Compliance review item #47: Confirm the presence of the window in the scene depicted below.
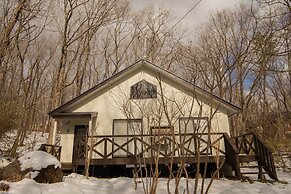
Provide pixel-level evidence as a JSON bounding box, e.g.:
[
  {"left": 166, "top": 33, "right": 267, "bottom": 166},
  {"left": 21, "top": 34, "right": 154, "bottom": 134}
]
[
  {"left": 130, "top": 80, "right": 157, "bottom": 99},
  {"left": 112, "top": 119, "right": 143, "bottom": 157},
  {"left": 179, "top": 117, "right": 211, "bottom": 155},
  {"left": 179, "top": 117, "right": 208, "bottom": 134},
  {"left": 150, "top": 126, "right": 172, "bottom": 154}
]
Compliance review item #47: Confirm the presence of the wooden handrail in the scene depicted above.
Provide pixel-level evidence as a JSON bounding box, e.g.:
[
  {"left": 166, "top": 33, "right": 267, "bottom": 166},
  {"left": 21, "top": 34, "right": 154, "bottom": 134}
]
[
  {"left": 223, "top": 133, "right": 241, "bottom": 179},
  {"left": 74, "top": 133, "right": 227, "bottom": 161},
  {"left": 231, "top": 132, "right": 254, "bottom": 139},
  {"left": 223, "top": 133, "right": 239, "bottom": 154},
  {"left": 231, "top": 132, "right": 278, "bottom": 180},
  {"left": 39, "top": 144, "right": 62, "bottom": 149},
  {"left": 39, "top": 144, "right": 62, "bottom": 160},
  {"left": 252, "top": 131, "right": 275, "bottom": 153},
  {"left": 253, "top": 134, "right": 278, "bottom": 180},
  {"left": 89, "top": 132, "right": 225, "bottom": 138}
]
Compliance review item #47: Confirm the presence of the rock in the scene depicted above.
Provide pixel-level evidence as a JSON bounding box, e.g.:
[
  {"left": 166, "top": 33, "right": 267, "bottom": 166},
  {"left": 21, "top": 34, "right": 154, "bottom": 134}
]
[
  {"left": 34, "top": 165, "right": 63, "bottom": 183},
  {"left": 0, "top": 151, "right": 63, "bottom": 183},
  {"left": 0, "top": 160, "right": 24, "bottom": 182}
]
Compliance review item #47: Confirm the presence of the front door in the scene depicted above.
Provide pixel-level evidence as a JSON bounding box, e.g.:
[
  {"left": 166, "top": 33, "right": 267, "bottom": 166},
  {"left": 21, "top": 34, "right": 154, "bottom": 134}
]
[{"left": 73, "top": 125, "right": 88, "bottom": 161}]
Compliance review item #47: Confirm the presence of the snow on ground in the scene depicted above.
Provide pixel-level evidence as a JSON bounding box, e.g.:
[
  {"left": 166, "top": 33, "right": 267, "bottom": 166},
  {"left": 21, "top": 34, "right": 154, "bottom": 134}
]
[
  {"left": 0, "top": 157, "right": 10, "bottom": 168},
  {"left": 18, "top": 151, "right": 61, "bottom": 171},
  {"left": 2, "top": 171, "right": 290, "bottom": 194},
  {"left": 0, "top": 131, "right": 49, "bottom": 157},
  {"left": 1, "top": 131, "right": 290, "bottom": 194},
  {"left": 276, "top": 154, "right": 291, "bottom": 172},
  {"left": 0, "top": 156, "right": 11, "bottom": 168}
]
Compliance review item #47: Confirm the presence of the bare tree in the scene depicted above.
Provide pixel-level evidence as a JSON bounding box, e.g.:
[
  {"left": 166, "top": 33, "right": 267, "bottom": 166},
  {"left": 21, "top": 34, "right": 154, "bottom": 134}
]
[
  {"left": 108, "top": 75, "right": 227, "bottom": 194},
  {"left": 47, "top": 0, "right": 119, "bottom": 143}
]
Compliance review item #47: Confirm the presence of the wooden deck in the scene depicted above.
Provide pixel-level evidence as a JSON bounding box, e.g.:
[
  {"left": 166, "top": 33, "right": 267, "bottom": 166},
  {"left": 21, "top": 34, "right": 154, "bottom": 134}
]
[
  {"left": 74, "top": 156, "right": 226, "bottom": 166},
  {"left": 73, "top": 133, "right": 230, "bottom": 163},
  {"left": 41, "top": 132, "right": 278, "bottom": 180}
]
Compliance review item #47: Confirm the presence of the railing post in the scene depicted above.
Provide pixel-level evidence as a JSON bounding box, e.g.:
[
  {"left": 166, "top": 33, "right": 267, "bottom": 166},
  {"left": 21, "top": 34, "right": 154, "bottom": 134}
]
[
  {"left": 38, "top": 144, "right": 62, "bottom": 161},
  {"left": 252, "top": 132, "right": 278, "bottom": 181},
  {"left": 223, "top": 133, "right": 241, "bottom": 179},
  {"left": 134, "top": 136, "right": 137, "bottom": 157},
  {"left": 51, "top": 119, "right": 58, "bottom": 145},
  {"left": 58, "top": 146, "right": 62, "bottom": 160},
  {"left": 104, "top": 138, "right": 107, "bottom": 159}
]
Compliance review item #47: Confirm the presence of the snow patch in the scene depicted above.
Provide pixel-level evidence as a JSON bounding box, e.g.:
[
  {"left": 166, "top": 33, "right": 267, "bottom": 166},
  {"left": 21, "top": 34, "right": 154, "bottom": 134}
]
[
  {"left": 18, "top": 151, "right": 61, "bottom": 171},
  {"left": 6, "top": 172, "right": 291, "bottom": 194},
  {"left": 0, "top": 131, "right": 50, "bottom": 156},
  {"left": 0, "top": 158, "right": 10, "bottom": 168},
  {"left": 0, "top": 154, "right": 11, "bottom": 168},
  {"left": 25, "top": 171, "right": 40, "bottom": 179}
]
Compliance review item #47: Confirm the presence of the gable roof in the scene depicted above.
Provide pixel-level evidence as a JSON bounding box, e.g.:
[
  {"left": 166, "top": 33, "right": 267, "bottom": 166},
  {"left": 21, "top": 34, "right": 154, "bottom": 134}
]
[{"left": 49, "top": 59, "right": 240, "bottom": 117}]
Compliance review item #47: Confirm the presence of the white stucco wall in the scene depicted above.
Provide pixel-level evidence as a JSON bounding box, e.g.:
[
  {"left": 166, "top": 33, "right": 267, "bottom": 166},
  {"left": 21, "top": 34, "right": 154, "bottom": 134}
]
[
  {"left": 58, "top": 67, "right": 231, "bottom": 163},
  {"left": 59, "top": 118, "right": 89, "bottom": 164}
]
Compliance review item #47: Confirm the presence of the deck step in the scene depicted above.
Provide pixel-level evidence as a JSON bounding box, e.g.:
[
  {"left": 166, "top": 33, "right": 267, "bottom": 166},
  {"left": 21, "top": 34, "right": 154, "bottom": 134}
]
[
  {"left": 238, "top": 155, "right": 257, "bottom": 162},
  {"left": 240, "top": 165, "right": 261, "bottom": 169},
  {"left": 62, "top": 168, "right": 73, "bottom": 176},
  {"left": 241, "top": 172, "right": 269, "bottom": 175}
]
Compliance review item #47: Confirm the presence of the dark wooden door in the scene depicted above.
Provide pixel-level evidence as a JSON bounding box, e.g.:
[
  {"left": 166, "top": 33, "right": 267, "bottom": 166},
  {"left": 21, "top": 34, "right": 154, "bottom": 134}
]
[{"left": 73, "top": 125, "right": 88, "bottom": 162}]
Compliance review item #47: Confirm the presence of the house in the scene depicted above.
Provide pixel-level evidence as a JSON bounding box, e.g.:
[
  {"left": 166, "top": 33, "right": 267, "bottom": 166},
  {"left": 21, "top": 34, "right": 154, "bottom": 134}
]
[{"left": 47, "top": 59, "right": 278, "bottom": 180}]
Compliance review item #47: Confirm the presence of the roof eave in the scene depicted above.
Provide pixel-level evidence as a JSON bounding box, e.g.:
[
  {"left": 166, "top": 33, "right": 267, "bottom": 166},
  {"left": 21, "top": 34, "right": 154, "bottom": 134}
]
[
  {"left": 48, "top": 59, "right": 241, "bottom": 117},
  {"left": 48, "top": 59, "right": 145, "bottom": 116},
  {"left": 142, "top": 61, "right": 241, "bottom": 115}
]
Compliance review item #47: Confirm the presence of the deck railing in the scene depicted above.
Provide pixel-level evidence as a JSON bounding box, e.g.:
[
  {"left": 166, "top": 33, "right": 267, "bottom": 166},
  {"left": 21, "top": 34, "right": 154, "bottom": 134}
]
[
  {"left": 231, "top": 132, "right": 278, "bottom": 180},
  {"left": 73, "top": 133, "right": 229, "bottom": 162},
  {"left": 223, "top": 133, "right": 241, "bottom": 178},
  {"left": 39, "top": 144, "right": 62, "bottom": 160}
]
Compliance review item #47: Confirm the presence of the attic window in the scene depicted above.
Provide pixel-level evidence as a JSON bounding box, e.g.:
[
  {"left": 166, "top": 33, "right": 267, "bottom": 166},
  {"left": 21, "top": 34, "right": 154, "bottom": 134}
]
[{"left": 130, "top": 80, "right": 157, "bottom": 99}]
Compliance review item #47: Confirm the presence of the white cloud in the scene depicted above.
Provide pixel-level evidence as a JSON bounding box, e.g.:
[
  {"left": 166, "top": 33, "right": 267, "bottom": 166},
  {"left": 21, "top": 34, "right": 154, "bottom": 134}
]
[{"left": 131, "top": 0, "right": 248, "bottom": 32}]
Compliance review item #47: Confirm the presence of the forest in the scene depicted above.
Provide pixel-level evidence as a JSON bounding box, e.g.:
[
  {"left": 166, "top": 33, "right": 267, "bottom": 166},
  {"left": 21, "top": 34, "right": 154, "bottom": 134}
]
[{"left": 0, "top": 0, "right": 290, "bottom": 156}]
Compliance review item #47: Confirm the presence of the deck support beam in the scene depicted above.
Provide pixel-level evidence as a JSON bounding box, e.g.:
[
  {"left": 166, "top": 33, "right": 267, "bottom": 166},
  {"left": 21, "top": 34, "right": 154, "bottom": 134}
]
[
  {"left": 51, "top": 119, "right": 58, "bottom": 145},
  {"left": 85, "top": 112, "right": 98, "bottom": 177}
]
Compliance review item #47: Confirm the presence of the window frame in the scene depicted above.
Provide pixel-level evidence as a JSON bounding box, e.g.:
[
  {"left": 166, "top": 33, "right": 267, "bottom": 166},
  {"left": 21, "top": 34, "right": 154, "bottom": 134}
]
[
  {"left": 178, "top": 117, "right": 211, "bottom": 155},
  {"left": 112, "top": 118, "right": 143, "bottom": 158}
]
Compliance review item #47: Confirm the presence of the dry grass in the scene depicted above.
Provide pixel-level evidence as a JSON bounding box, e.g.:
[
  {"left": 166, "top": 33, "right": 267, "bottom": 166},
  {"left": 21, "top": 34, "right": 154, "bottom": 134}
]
[{"left": 0, "top": 183, "right": 9, "bottom": 191}]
